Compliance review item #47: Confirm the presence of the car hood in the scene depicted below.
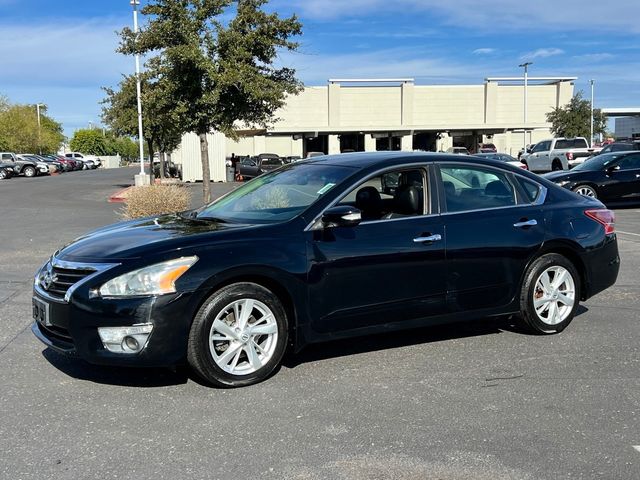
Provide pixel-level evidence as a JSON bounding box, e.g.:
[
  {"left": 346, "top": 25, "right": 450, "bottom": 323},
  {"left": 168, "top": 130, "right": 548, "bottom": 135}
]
[
  {"left": 55, "top": 214, "right": 253, "bottom": 262},
  {"left": 542, "top": 171, "right": 573, "bottom": 182}
]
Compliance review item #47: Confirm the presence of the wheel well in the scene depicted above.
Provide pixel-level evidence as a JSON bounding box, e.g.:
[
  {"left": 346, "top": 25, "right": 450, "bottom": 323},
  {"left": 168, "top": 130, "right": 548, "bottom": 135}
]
[
  {"left": 538, "top": 247, "right": 588, "bottom": 301},
  {"left": 197, "top": 274, "right": 298, "bottom": 345},
  {"left": 552, "top": 158, "right": 562, "bottom": 167}
]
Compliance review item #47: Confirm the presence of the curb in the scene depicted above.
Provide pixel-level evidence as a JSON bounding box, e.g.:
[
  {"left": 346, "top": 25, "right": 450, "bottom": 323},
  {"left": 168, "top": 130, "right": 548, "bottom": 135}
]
[{"left": 108, "top": 186, "right": 135, "bottom": 203}]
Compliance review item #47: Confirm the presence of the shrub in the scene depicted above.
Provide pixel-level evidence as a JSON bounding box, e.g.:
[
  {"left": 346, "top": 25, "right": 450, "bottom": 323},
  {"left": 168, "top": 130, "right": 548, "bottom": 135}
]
[{"left": 122, "top": 184, "right": 191, "bottom": 219}]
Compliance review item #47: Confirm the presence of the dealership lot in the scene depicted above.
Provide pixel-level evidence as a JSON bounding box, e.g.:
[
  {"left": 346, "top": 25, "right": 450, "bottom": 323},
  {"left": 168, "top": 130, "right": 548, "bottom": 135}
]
[{"left": 1, "top": 168, "right": 639, "bottom": 479}]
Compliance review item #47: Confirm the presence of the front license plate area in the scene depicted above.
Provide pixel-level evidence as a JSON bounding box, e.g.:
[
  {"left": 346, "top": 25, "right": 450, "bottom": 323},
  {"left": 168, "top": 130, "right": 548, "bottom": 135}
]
[{"left": 32, "top": 297, "right": 51, "bottom": 326}]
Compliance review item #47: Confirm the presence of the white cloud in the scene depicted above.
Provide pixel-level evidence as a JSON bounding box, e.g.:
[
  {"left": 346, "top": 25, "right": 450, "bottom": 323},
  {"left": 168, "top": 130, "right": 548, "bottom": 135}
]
[
  {"left": 572, "top": 53, "right": 615, "bottom": 62},
  {"left": 473, "top": 48, "right": 495, "bottom": 55},
  {"left": 281, "top": 0, "right": 640, "bottom": 33},
  {"left": 520, "top": 48, "right": 564, "bottom": 60}
]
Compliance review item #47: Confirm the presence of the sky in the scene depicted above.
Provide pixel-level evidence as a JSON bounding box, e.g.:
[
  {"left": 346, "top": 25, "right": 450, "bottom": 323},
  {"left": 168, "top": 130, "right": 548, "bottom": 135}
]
[{"left": 0, "top": 0, "right": 638, "bottom": 137}]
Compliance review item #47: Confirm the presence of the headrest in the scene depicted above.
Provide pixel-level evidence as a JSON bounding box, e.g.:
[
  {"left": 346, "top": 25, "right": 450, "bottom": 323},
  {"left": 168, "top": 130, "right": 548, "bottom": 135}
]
[
  {"left": 394, "top": 186, "right": 421, "bottom": 215},
  {"left": 485, "top": 180, "right": 511, "bottom": 196},
  {"left": 355, "top": 186, "right": 382, "bottom": 211}
]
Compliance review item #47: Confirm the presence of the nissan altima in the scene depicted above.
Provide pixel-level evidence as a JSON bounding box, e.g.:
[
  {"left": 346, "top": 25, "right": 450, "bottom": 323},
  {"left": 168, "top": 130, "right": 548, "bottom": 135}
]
[{"left": 32, "top": 152, "right": 620, "bottom": 387}]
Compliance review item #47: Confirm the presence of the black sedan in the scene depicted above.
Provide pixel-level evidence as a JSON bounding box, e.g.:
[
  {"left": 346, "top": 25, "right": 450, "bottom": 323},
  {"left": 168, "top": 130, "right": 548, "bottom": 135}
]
[
  {"left": 32, "top": 153, "right": 620, "bottom": 387},
  {"left": 543, "top": 151, "right": 640, "bottom": 203}
]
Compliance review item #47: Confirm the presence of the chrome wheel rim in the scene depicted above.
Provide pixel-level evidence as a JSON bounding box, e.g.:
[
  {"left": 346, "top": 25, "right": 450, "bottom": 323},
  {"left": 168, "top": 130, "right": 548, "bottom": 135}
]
[
  {"left": 209, "top": 298, "right": 278, "bottom": 375},
  {"left": 533, "top": 266, "right": 576, "bottom": 325},
  {"left": 574, "top": 186, "right": 595, "bottom": 197}
]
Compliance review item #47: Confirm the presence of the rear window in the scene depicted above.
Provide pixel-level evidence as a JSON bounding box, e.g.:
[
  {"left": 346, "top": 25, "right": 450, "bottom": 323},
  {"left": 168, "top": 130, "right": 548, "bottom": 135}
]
[
  {"left": 573, "top": 138, "right": 588, "bottom": 148},
  {"left": 262, "top": 159, "right": 283, "bottom": 167},
  {"left": 555, "top": 139, "right": 572, "bottom": 149}
]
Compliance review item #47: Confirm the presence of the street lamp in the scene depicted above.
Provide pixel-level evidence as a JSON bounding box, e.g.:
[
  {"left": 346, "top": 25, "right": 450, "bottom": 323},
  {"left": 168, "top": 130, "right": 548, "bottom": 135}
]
[
  {"left": 590, "top": 79, "right": 595, "bottom": 147},
  {"left": 519, "top": 62, "right": 532, "bottom": 152},
  {"left": 36, "top": 103, "right": 45, "bottom": 154},
  {"left": 131, "top": 0, "right": 147, "bottom": 185}
]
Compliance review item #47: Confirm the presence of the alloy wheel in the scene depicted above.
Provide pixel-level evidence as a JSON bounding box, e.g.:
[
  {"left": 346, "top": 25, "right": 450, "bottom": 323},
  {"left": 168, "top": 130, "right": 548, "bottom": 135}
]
[
  {"left": 574, "top": 185, "right": 596, "bottom": 198},
  {"left": 533, "top": 266, "right": 576, "bottom": 325},
  {"left": 208, "top": 298, "right": 278, "bottom": 375}
]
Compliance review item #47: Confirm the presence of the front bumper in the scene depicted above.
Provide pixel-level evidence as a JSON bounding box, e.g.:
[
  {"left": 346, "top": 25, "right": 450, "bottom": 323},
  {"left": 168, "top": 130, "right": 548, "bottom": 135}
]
[{"left": 32, "top": 289, "right": 200, "bottom": 367}]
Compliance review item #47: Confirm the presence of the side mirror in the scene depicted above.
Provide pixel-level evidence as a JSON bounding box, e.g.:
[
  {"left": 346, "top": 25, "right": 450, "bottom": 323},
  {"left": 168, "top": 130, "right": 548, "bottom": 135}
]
[
  {"left": 322, "top": 206, "right": 362, "bottom": 228},
  {"left": 606, "top": 165, "right": 621, "bottom": 174}
]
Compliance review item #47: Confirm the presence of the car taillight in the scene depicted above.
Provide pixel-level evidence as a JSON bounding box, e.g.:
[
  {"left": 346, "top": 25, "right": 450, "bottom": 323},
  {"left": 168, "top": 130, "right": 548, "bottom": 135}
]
[
  {"left": 519, "top": 163, "right": 528, "bottom": 170},
  {"left": 585, "top": 209, "right": 615, "bottom": 235},
  {"left": 566, "top": 152, "right": 574, "bottom": 160}
]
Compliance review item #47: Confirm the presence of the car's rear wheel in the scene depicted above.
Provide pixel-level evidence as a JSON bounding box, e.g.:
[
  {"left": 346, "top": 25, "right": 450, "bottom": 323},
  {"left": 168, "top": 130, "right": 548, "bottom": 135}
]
[
  {"left": 519, "top": 254, "right": 580, "bottom": 334},
  {"left": 572, "top": 184, "right": 597, "bottom": 198},
  {"left": 23, "top": 166, "right": 36, "bottom": 177},
  {"left": 187, "top": 282, "right": 288, "bottom": 387}
]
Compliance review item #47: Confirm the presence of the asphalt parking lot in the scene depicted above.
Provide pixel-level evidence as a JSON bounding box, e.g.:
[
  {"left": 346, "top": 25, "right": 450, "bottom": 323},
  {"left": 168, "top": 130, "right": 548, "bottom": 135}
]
[{"left": 1, "top": 167, "right": 639, "bottom": 480}]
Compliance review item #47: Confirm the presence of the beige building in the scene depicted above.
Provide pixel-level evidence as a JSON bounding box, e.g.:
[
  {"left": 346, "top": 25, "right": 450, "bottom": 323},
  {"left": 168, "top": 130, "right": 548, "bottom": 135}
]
[{"left": 173, "top": 76, "right": 576, "bottom": 182}]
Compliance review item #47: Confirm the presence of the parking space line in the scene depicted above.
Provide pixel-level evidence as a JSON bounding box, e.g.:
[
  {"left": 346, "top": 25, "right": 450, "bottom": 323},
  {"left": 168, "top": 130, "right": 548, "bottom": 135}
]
[{"left": 617, "top": 230, "right": 640, "bottom": 237}]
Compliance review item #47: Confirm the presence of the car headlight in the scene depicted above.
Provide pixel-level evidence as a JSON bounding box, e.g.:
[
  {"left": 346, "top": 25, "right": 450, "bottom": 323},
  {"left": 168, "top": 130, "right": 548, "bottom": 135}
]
[
  {"left": 556, "top": 180, "right": 571, "bottom": 187},
  {"left": 99, "top": 256, "right": 198, "bottom": 297}
]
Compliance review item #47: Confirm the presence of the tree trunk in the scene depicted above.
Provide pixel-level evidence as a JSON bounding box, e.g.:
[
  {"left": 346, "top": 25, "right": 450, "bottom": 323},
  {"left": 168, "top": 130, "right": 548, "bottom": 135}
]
[
  {"left": 159, "top": 151, "right": 166, "bottom": 179},
  {"left": 147, "top": 139, "right": 155, "bottom": 184},
  {"left": 199, "top": 132, "right": 211, "bottom": 203}
]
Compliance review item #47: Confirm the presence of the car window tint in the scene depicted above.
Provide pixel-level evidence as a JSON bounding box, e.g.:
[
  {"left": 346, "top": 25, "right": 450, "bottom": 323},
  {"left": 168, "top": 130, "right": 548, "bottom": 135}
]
[
  {"left": 617, "top": 154, "right": 640, "bottom": 170},
  {"left": 532, "top": 141, "right": 550, "bottom": 153},
  {"left": 573, "top": 139, "right": 588, "bottom": 148},
  {"left": 516, "top": 177, "right": 541, "bottom": 204},
  {"left": 441, "top": 165, "right": 516, "bottom": 212},
  {"left": 555, "top": 139, "right": 572, "bottom": 149},
  {"left": 612, "top": 143, "right": 632, "bottom": 152},
  {"left": 337, "top": 168, "right": 426, "bottom": 221}
]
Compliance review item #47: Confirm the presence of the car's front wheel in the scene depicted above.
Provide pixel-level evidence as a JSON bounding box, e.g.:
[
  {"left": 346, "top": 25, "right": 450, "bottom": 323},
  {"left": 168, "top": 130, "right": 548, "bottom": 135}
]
[
  {"left": 0, "top": 169, "right": 9, "bottom": 180},
  {"left": 572, "top": 184, "right": 597, "bottom": 198},
  {"left": 23, "top": 166, "right": 36, "bottom": 177},
  {"left": 187, "top": 282, "right": 288, "bottom": 387},
  {"left": 519, "top": 254, "right": 580, "bottom": 334}
]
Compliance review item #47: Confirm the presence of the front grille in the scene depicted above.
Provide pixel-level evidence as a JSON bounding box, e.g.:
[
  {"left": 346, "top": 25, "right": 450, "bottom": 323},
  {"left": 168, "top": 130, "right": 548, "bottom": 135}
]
[
  {"left": 48, "top": 265, "right": 95, "bottom": 299},
  {"left": 39, "top": 322, "right": 74, "bottom": 344}
]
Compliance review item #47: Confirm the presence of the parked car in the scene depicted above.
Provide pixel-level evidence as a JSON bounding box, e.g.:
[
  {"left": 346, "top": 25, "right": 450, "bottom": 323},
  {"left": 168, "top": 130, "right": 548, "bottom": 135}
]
[
  {"left": 21, "top": 154, "right": 62, "bottom": 174},
  {"left": 518, "top": 143, "right": 536, "bottom": 160},
  {"left": 306, "top": 151, "right": 325, "bottom": 158},
  {"left": 65, "top": 152, "right": 101, "bottom": 168},
  {"left": 474, "top": 153, "right": 527, "bottom": 170},
  {"left": 237, "top": 155, "right": 285, "bottom": 179},
  {"left": 446, "top": 147, "right": 470, "bottom": 155},
  {"left": 41, "top": 155, "right": 72, "bottom": 171},
  {"left": 0, "top": 163, "right": 14, "bottom": 179},
  {"left": 32, "top": 152, "right": 619, "bottom": 388},
  {"left": 1, "top": 152, "right": 39, "bottom": 177},
  {"left": 521, "top": 137, "right": 597, "bottom": 172},
  {"left": 18, "top": 155, "right": 50, "bottom": 175},
  {"left": 543, "top": 151, "right": 640, "bottom": 202},
  {"left": 477, "top": 143, "right": 497, "bottom": 153},
  {"left": 593, "top": 140, "right": 640, "bottom": 157}
]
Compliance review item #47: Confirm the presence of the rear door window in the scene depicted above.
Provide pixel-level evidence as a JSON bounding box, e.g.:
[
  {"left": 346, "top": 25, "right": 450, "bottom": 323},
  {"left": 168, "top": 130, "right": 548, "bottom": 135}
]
[
  {"left": 616, "top": 154, "right": 640, "bottom": 170},
  {"left": 440, "top": 165, "right": 516, "bottom": 213}
]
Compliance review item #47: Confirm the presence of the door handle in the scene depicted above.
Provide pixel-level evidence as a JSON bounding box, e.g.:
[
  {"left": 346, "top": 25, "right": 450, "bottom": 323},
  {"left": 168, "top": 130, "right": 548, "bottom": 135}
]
[
  {"left": 413, "top": 234, "right": 442, "bottom": 243},
  {"left": 513, "top": 219, "right": 538, "bottom": 228}
]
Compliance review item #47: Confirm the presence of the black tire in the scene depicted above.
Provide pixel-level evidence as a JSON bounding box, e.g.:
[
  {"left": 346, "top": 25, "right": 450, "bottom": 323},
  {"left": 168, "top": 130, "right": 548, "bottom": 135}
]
[
  {"left": 519, "top": 253, "right": 581, "bottom": 334},
  {"left": 0, "top": 169, "right": 8, "bottom": 180},
  {"left": 23, "top": 166, "right": 36, "bottom": 177},
  {"left": 551, "top": 159, "right": 563, "bottom": 171},
  {"left": 187, "top": 282, "right": 289, "bottom": 387},
  {"left": 572, "top": 184, "right": 598, "bottom": 199}
]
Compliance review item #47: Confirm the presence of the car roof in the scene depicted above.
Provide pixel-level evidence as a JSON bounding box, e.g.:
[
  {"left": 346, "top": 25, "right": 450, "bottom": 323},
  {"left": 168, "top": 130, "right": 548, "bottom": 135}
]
[{"left": 301, "top": 151, "right": 519, "bottom": 170}]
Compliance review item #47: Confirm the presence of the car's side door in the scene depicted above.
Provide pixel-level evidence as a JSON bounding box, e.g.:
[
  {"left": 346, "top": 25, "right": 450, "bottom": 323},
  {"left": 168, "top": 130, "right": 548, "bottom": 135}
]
[
  {"left": 306, "top": 165, "right": 447, "bottom": 335},
  {"left": 527, "top": 140, "right": 551, "bottom": 172},
  {"left": 437, "top": 163, "right": 545, "bottom": 312},
  {"left": 604, "top": 153, "right": 640, "bottom": 201}
]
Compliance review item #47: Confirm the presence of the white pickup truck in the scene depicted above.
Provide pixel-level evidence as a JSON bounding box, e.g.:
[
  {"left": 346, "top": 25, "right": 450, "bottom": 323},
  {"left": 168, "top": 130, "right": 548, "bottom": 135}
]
[{"left": 521, "top": 137, "right": 599, "bottom": 172}]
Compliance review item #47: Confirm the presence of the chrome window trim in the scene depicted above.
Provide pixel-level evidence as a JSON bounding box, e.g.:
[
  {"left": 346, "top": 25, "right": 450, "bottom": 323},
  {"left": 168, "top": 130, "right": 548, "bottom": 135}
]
[
  {"left": 34, "top": 257, "right": 119, "bottom": 304},
  {"left": 304, "top": 162, "right": 432, "bottom": 232}
]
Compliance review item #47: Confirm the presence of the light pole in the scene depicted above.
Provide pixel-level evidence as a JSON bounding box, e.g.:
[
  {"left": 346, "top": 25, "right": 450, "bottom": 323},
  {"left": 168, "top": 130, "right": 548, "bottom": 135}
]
[
  {"left": 131, "top": 0, "right": 147, "bottom": 185},
  {"left": 519, "top": 62, "right": 532, "bottom": 152},
  {"left": 36, "top": 103, "right": 45, "bottom": 154},
  {"left": 590, "top": 79, "right": 595, "bottom": 147}
]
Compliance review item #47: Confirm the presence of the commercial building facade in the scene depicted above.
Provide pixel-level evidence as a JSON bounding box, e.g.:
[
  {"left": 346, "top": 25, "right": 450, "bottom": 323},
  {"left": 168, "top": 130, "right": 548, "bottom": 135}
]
[{"left": 173, "top": 76, "right": 575, "bottom": 182}]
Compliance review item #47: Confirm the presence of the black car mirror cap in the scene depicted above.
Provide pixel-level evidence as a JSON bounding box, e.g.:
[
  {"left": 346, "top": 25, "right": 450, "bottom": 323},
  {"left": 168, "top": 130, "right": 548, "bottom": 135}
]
[
  {"left": 606, "top": 165, "right": 621, "bottom": 173},
  {"left": 322, "top": 206, "right": 362, "bottom": 228}
]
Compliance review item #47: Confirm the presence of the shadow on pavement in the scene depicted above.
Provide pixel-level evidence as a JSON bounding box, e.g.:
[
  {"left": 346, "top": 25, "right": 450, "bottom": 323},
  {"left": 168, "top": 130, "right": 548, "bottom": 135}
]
[{"left": 283, "top": 306, "right": 588, "bottom": 369}]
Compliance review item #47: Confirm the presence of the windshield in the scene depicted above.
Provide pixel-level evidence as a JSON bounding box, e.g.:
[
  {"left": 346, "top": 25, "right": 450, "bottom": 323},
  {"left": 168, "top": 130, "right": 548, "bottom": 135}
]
[
  {"left": 572, "top": 152, "right": 624, "bottom": 171},
  {"left": 196, "top": 162, "right": 355, "bottom": 224}
]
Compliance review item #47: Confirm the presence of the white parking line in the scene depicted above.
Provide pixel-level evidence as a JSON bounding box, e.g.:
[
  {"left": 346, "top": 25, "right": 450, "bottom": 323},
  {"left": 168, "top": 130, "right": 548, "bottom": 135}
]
[
  {"left": 617, "top": 230, "right": 640, "bottom": 237},
  {"left": 633, "top": 445, "right": 640, "bottom": 453}
]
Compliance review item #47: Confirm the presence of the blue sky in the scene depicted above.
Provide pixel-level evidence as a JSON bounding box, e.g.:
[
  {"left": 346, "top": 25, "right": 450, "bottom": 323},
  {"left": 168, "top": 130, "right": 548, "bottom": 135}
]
[{"left": 1, "top": 0, "right": 638, "bottom": 137}]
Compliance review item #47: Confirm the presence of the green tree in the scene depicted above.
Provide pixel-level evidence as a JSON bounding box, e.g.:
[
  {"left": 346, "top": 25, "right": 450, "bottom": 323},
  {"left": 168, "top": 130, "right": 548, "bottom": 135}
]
[
  {"left": 102, "top": 73, "right": 184, "bottom": 178},
  {"left": 546, "top": 91, "right": 607, "bottom": 142},
  {"left": 119, "top": 0, "right": 302, "bottom": 202},
  {"left": 0, "top": 103, "right": 64, "bottom": 154},
  {"left": 69, "top": 129, "right": 109, "bottom": 155}
]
